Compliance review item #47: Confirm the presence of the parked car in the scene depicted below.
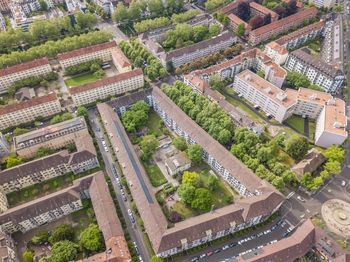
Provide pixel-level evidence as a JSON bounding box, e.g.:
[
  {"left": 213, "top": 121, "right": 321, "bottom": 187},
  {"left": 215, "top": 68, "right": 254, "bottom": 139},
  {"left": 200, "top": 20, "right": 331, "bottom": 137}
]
[
  {"left": 206, "top": 251, "right": 214, "bottom": 256},
  {"left": 222, "top": 245, "right": 229, "bottom": 251},
  {"left": 229, "top": 242, "right": 238, "bottom": 248},
  {"left": 297, "top": 196, "right": 305, "bottom": 202},
  {"left": 122, "top": 195, "right": 127, "bottom": 202},
  {"left": 214, "top": 249, "right": 221, "bottom": 254},
  {"left": 121, "top": 189, "right": 125, "bottom": 195},
  {"left": 199, "top": 254, "right": 206, "bottom": 259},
  {"left": 138, "top": 256, "right": 143, "bottom": 262},
  {"left": 190, "top": 257, "right": 199, "bottom": 262},
  {"left": 341, "top": 180, "right": 346, "bottom": 186}
]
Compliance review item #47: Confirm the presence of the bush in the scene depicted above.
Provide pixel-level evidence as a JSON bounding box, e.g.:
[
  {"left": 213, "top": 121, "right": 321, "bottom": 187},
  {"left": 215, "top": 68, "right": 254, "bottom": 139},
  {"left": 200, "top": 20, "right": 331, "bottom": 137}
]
[{"left": 64, "top": 59, "right": 103, "bottom": 75}]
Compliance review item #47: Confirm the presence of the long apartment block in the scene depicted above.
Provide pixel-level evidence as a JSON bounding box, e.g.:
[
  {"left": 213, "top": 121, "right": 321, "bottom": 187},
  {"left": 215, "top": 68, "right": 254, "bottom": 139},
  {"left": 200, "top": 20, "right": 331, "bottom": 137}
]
[
  {"left": 98, "top": 88, "right": 283, "bottom": 258},
  {"left": 233, "top": 70, "right": 347, "bottom": 147},
  {"left": 0, "top": 93, "right": 61, "bottom": 130},
  {"left": 285, "top": 47, "right": 345, "bottom": 93},
  {"left": 68, "top": 68, "right": 144, "bottom": 107},
  {"left": 0, "top": 135, "right": 98, "bottom": 195},
  {"left": 265, "top": 20, "right": 326, "bottom": 65},
  {"left": 14, "top": 117, "right": 89, "bottom": 158},
  {"left": 0, "top": 57, "right": 52, "bottom": 93},
  {"left": 189, "top": 48, "right": 287, "bottom": 88},
  {"left": 57, "top": 41, "right": 117, "bottom": 68}
]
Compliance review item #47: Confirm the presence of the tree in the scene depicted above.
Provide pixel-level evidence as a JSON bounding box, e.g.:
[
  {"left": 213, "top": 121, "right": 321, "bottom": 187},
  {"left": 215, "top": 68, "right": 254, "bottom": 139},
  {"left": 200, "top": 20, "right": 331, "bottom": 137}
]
[
  {"left": 75, "top": 12, "right": 97, "bottom": 29},
  {"left": 149, "top": 0, "right": 163, "bottom": 16},
  {"left": 39, "top": 0, "right": 48, "bottom": 11},
  {"left": 171, "top": 211, "right": 182, "bottom": 222},
  {"left": 127, "top": 0, "right": 141, "bottom": 20},
  {"left": 263, "top": 13, "right": 271, "bottom": 25},
  {"left": 236, "top": 23, "right": 245, "bottom": 38},
  {"left": 325, "top": 145, "right": 345, "bottom": 163},
  {"left": 7, "top": 156, "right": 22, "bottom": 168},
  {"left": 79, "top": 223, "right": 103, "bottom": 252},
  {"left": 182, "top": 171, "right": 200, "bottom": 187},
  {"left": 209, "top": 73, "right": 224, "bottom": 90},
  {"left": 320, "top": 170, "right": 329, "bottom": 179},
  {"left": 310, "top": 176, "right": 323, "bottom": 190},
  {"left": 286, "top": 0, "right": 297, "bottom": 15},
  {"left": 175, "top": 23, "right": 192, "bottom": 42},
  {"left": 23, "top": 251, "right": 34, "bottom": 262},
  {"left": 286, "top": 72, "right": 310, "bottom": 89},
  {"left": 13, "top": 127, "right": 29, "bottom": 136},
  {"left": 140, "top": 135, "right": 159, "bottom": 155},
  {"left": 281, "top": 170, "right": 296, "bottom": 183},
  {"left": 131, "top": 101, "right": 150, "bottom": 113},
  {"left": 193, "top": 25, "right": 209, "bottom": 43},
  {"left": 218, "top": 129, "right": 231, "bottom": 144},
  {"left": 191, "top": 188, "right": 213, "bottom": 212},
  {"left": 49, "top": 224, "right": 75, "bottom": 244},
  {"left": 237, "top": 1, "right": 250, "bottom": 21},
  {"left": 32, "top": 230, "right": 49, "bottom": 245},
  {"left": 61, "top": 113, "right": 73, "bottom": 122},
  {"left": 249, "top": 15, "right": 264, "bottom": 29},
  {"left": 300, "top": 172, "right": 313, "bottom": 187},
  {"left": 271, "top": 176, "right": 285, "bottom": 191},
  {"left": 173, "top": 136, "right": 187, "bottom": 151},
  {"left": 93, "top": 69, "right": 105, "bottom": 79},
  {"left": 207, "top": 174, "right": 219, "bottom": 192},
  {"left": 122, "top": 110, "right": 148, "bottom": 132},
  {"left": 50, "top": 115, "right": 62, "bottom": 125},
  {"left": 112, "top": 2, "right": 127, "bottom": 22},
  {"left": 285, "top": 135, "right": 309, "bottom": 161},
  {"left": 151, "top": 256, "right": 164, "bottom": 262},
  {"left": 76, "top": 106, "right": 88, "bottom": 120},
  {"left": 187, "top": 144, "right": 202, "bottom": 163},
  {"left": 8, "top": 86, "right": 16, "bottom": 96},
  {"left": 51, "top": 240, "right": 79, "bottom": 262},
  {"left": 178, "top": 183, "right": 195, "bottom": 204},
  {"left": 257, "top": 70, "right": 265, "bottom": 78},
  {"left": 209, "top": 24, "right": 221, "bottom": 36},
  {"left": 273, "top": 6, "right": 287, "bottom": 19},
  {"left": 324, "top": 160, "right": 341, "bottom": 175}
]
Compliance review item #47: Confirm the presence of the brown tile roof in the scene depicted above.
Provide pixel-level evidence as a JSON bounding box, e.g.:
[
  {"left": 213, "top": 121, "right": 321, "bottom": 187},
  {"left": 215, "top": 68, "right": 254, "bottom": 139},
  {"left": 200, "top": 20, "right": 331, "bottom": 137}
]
[
  {"left": 184, "top": 73, "right": 209, "bottom": 93},
  {"left": 68, "top": 68, "right": 143, "bottom": 95},
  {"left": 106, "top": 88, "right": 153, "bottom": 109},
  {"left": 165, "top": 31, "right": 236, "bottom": 61},
  {"left": 266, "top": 41, "right": 288, "bottom": 55},
  {"left": 111, "top": 48, "right": 131, "bottom": 68},
  {"left": 275, "top": 20, "right": 326, "bottom": 46},
  {"left": 250, "top": 2, "right": 278, "bottom": 19},
  {"left": 291, "top": 149, "right": 325, "bottom": 178},
  {"left": 57, "top": 41, "right": 116, "bottom": 61},
  {"left": 250, "top": 7, "right": 318, "bottom": 36},
  {"left": 0, "top": 174, "right": 94, "bottom": 225},
  {"left": 0, "top": 93, "right": 58, "bottom": 116},
  {"left": 89, "top": 171, "right": 124, "bottom": 241},
  {"left": 228, "top": 14, "right": 251, "bottom": 30},
  {"left": 0, "top": 58, "right": 49, "bottom": 77}
]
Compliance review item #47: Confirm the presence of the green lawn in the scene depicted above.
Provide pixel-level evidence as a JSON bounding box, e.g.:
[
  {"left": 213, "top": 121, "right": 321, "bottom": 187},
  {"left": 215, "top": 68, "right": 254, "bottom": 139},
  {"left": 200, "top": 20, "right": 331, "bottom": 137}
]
[
  {"left": 173, "top": 202, "right": 199, "bottom": 218},
  {"left": 284, "top": 115, "right": 305, "bottom": 134},
  {"left": 146, "top": 111, "right": 163, "bottom": 135},
  {"left": 142, "top": 162, "right": 167, "bottom": 187},
  {"left": 64, "top": 73, "right": 101, "bottom": 87},
  {"left": 309, "top": 120, "right": 316, "bottom": 139}
]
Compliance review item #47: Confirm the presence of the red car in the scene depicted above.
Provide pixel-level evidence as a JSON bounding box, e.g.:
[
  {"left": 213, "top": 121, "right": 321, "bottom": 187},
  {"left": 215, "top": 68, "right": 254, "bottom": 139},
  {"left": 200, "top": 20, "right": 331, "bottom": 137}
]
[{"left": 206, "top": 251, "right": 214, "bottom": 256}]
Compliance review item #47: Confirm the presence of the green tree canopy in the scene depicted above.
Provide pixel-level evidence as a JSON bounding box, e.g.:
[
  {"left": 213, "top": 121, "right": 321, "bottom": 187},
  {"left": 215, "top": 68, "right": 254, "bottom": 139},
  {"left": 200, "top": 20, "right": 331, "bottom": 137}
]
[
  {"left": 131, "top": 101, "right": 150, "bottom": 114},
  {"left": 35, "top": 147, "right": 55, "bottom": 159},
  {"left": 324, "top": 160, "right": 341, "bottom": 175},
  {"left": 151, "top": 256, "right": 165, "bottom": 262},
  {"left": 61, "top": 113, "right": 73, "bottom": 122},
  {"left": 7, "top": 156, "right": 22, "bottom": 169},
  {"left": 23, "top": 251, "right": 34, "bottom": 262},
  {"left": 51, "top": 240, "right": 79, "bottom": 262},
  {"left": 300, "top": 172, "right": 313, "bottom": 187},
  {"left": 13, "top": 127, "right": 30, "bottom": 136},
  {"left": 286, "top": 72, "right": 310, "bottom": 89},
  {"left": 178, "top": 183, "right": 195, "bottom": 204},
  {"left": 207, "top": 174, "right": 219, "bottom": 192},
  {"left": 122, "top": 110, "right": 148, "bottom": 132},
  {"left": 173, "top": 136, "right": 187, "bottom": 151},
  {"left": 79, "top": 223, "right": 104, "bottom": 252},
  {"left": 182, "top": 171, "right": 200, "bottom": 187},
  {"left": 49, "top": 224, "right": 75, "bottom": 244},
  {"left": 285, "top": 135, "right": 309, "bottom": 161},
  {"left": 324, "top": 145, "right": 345, "bottom": 163},
  {"left": 236, "top": 23, "right": 245, "bottom": 37},
  {"left": 191, "top": 188, "right": 213, "bottom": 212},
  {"left": 32, "top": 230, "right": 49, "bottom": 245},
  {"left": 187, "top": 144, "right": 203, "bottom": 163},
  {"left": 140, "top": 135, "right": 159, "bottom": 155},
  {"left": 76, "top": 106, "right": 88, "bottom": 120}
]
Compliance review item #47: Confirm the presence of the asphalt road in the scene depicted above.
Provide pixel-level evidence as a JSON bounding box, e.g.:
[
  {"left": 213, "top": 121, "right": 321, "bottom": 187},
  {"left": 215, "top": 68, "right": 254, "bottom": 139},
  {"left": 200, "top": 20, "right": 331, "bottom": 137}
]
[
  {"left": 175, "top": 218, "right": 291, "bottom": 262},
  {"left": 88, "top": 109, "right": 150, "bottom": 261}
]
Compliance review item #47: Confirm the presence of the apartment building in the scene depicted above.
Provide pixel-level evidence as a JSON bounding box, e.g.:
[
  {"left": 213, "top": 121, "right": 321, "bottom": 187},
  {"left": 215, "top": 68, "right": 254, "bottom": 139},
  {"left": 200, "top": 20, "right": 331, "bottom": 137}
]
[
  {"left": 228, "top": 13, "right": 252, "bottom": 34},
  {"left": 111, "top": 48, "right": 132, "bottom": 73},
  {"left": 69, "top": 68, "right": 144, "bottom": 106},
  {"left": 250, "top": 2, "right": 278, "bottom": 22},
  {"left": 189, "top": 48, "right": 287, "bottom": 88},
  {"left": 142, "top": 30, "right": 235, "bottom": 69},
  {"left": 93, "top": 0, "right": 113, "bottom": 14},
  {"left": 0, "top": 57, "right": 52, "bottom": 92},
  {"left": 13, "top": 0, "right": 40, "bottom": 15},
  {"left": 265, "top": 20, "right": 326, "bottom": 65},
  {"left": 14, "top": 117, "right": 89, "bottom": 158},
  {"left": 0, "top": 0, "right": 10, "bottom": 12},
  {"left": 0, "top": 13, "right": 6, "bottom": 31},
  {"left": 0, "top": 229, "right": 16, "bottom": 262},
  {"left": 0, "top": 93, "right": 61, "bottom": 130},
  {"left": 0, "top": 174, "right": 93, "bottom": 233},
  {"left": 98, "top": 92, "right": 283, "bottom": 258},
  {"left": 0, "top": 133, "right": 9, "bottom": 157},
  {"left": 285, "top": 47, "right": 344, "bottom": 93},
  {"left": 57, "top": 41, "right": 117, "bottom": 69},
  {"left": 0, "top": 135, "right": 98, "bottom": 194},
  {"left": 233, "top": 70, "right": 347, "bottom": 147},
  {"left": 310, "top": 0, "right": 335, "bottom": 8},
  {"left": 249, "top": 8, "right": 318, "bottom": 45}
]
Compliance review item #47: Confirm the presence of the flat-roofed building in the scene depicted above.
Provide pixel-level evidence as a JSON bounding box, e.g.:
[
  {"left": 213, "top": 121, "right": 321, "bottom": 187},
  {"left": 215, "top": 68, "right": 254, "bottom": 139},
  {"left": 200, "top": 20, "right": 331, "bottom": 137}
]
[
  {"left": 285, "top": 47, "right": 344, "bottom": 93},
  {"left": 0, "top": 135, "right": 98, "bottom": 194},
  {"left": 57, "top": 41, "right": 117, "bottom": 69},
  {"left": 233, "top": 70, "right": 347, "bottom": 147},
  {"left": 69, "top": 68, "right": 144, "bottom": 106},
  {"left": 0, "top": 58, "right": 51, "bottom": 92},
  {"left": 14, "top": 117, "right": 89, "bottom": 158},
  {"left": 0, "top": 93, "right": 61, "bottom": 130},
  {"left": 165, "top": 151, "right": 191, "bottom": 176},
  {"left": 111, "top": 48, "right": 132, "bottom": 73}
]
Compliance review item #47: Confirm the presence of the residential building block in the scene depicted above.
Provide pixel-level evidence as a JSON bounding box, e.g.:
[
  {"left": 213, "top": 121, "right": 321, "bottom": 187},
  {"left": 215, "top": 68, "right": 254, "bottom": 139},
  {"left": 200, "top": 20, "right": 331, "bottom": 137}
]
[
  {"left": 111, "top": 48, "right": 132, "bottom": 73},
  {"left": 0, "top": 133, "right": 10, "bottom": 157}
]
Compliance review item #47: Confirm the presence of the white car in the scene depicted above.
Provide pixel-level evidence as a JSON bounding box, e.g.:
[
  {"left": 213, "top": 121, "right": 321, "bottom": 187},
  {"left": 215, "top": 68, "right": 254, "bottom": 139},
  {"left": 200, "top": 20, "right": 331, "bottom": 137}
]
[
  {"left": 341, "top": 180, "right": 346, "bottom": 186},
  {"left": 297, "top": 196, "right": 305, "bottom": 202}
]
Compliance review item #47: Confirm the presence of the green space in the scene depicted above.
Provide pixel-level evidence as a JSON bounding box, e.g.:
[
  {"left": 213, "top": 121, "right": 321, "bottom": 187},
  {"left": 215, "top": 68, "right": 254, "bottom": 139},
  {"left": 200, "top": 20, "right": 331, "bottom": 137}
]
[
  {"left": 172, "top": 202, "right": 200, "bottom": 218},
  {"left": 284, "top": 115, "right": 305, "bottom": 134},
  {"left": 64, "top": 73, "right": 101, "bottom": 87},
  {"left": 146, "top": 111, "right": 163, "bottom": 136},
  {"left": 143, "top": 162, "right": 168, "bottom": 187},
  {"left": 309, "top": 120, "right": 316, "bottom": 139}
]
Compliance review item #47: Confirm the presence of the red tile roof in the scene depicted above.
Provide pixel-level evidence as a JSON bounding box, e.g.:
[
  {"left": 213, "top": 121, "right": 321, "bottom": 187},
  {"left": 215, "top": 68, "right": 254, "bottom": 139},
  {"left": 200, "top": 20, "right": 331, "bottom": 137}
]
[
  {"left": 0, "top": 93, "right": 58, "bottom": 116},
  {"left": 57, "top": 41, "right": 116, "bottom": 61},
  {"left": 250, "top": 7, "right": 318, "bottom": 35},
  {"left": 0, "top": 58, "right": 50, "bottom": 77},
  {"left": 250, "top": 2, "right": 279, "bottom": 19},
  {"left": 68, "top": 68, "right": 143, "bottom": 95}
]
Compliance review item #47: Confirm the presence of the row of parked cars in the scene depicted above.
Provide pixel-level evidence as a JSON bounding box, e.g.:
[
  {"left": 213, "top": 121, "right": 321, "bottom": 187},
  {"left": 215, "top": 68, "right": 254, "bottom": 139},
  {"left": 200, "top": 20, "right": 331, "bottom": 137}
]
[{"left": 189, "top": 219, "right": 287, "bottom": 262}]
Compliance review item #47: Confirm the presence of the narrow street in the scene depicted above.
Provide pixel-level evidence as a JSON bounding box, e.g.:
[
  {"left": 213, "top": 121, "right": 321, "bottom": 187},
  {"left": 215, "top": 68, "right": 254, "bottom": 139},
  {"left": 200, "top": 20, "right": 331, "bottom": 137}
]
[{"left": 88, "top": 109, "right": 151, "bottom": 261}]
